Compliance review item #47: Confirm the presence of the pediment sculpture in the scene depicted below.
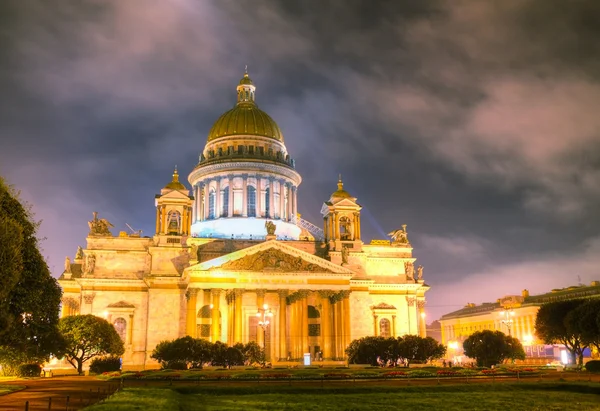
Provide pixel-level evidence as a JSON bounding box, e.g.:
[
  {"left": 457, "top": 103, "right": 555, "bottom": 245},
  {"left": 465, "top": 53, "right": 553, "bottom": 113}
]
[
  {"left": 88, "top": 212, "right": 114, "bottom": 236},
  {"left": 217, "top": 248, "right": 332, "bottom": 273}
]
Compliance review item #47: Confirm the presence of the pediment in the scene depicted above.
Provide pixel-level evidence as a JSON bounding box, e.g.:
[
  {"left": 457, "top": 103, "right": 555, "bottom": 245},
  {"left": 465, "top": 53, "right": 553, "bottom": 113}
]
[
  {"left": 158, "top": 190, "right": 192, "bottom": 200},
  {"left": 190, "top": 240, "right": 355, "bottom": 275}
]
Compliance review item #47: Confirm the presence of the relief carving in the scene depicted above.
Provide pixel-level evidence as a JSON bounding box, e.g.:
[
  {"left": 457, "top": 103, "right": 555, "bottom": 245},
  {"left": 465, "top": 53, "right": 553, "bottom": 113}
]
[{"left": 217, "top": 248, "right": 333, "bottom": 273}]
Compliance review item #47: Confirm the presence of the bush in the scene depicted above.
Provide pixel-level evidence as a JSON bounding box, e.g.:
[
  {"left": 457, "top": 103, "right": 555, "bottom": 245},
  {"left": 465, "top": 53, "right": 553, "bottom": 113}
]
[
  {"left": 89, "top": 356, "right": 121, "bottom": 374},
  {"left": 17, "top": 363, "right": 41, "bottom": 377},
  {"left": 162, "top": 361, "right": 188, "bottom": 370},
  {"left": 585, "top": 360, "right": 600, "bottom": 373}
]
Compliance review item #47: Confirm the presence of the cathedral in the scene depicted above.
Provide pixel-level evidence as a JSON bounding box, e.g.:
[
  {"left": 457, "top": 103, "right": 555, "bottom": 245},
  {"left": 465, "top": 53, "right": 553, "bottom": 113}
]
[{"left": 58, "top": 72, "right": 430, "bottom": 368}]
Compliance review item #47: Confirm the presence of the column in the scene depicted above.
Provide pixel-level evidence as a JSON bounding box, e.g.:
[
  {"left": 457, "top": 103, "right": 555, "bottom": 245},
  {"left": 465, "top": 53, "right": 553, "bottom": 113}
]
[
  {"left": 211, "top": 289, "right": 221, "bottom": 342},
  {"left": 127, "top": 314, "right": 134, "bottom": 345},
  {"left": 392, "top": 315, "right": 397, "bottom": 337},
  {"left": 234, "top": 289, "right": 243, "bottom": 342},
  {"left": 323, "top": 218, "right": 328, "bottom": 242},
  {"left": 407, "top": 297, "right": 417, "bottom": 334},
  {"left": 227, "top": 174, "right": 234, "bottom": 217},
  {"left": 161, "top": 206, "right": 166, "bottom": 234},
  {"left": 292, "top": 186, "right": 298, "bottom": 219},
  {"left": 278, "top": 290, "right": 288, "bottom": 361},
  {"left": 186, "top": 289, "right": 197, "bottom": 337},
  {"left": 286, "top": 184, "right": 292, "bottom": 221},
  {"left": 155, "top": 207, "right": 160, "bottom": 235},
  {"left": 215, "top": 177, "right": 221, "bottom": 218},
  {"left": 342, "top": 291, "right": 351, "bottom": 351},
  {"left": 256, "top": 290, "right": 265, "bottom": 349},
  {"left": 242, "top": 174, "right": 248, "bottom": 217},
  {"left": 256, "top": 175, "right": 262, "bottom": 218},
  {"left": 203, "top": 181, "right": 209, "bottom": 220},
  {"left": 328, "top": 215, "right": 334, "bottom": 241},
  {"left": 301, "top": 292, "right": 309, "bottom": 356},
  {"left": 334, "top": 212, "right": 340, "bottom": 240},
  {"left": 418, "top": 300, "right": 426, "bottom": 337},
  {"left": 279, "top": 180, "right": 285, "bottom": 219},
  {"left": 182, "top": 206, "right": 187, "bottom": 235},
  {"left": 373, "top": 315, "right": 378, "bottom": 336},
  {"left": 289, "top": 296, "right": 297, "bottom": 359},
  {"left": 357, "top": 214, "right": 361, "bottom": 240},
  {"left": 227, "top": 292, "right": 234, "bottom": 344},
  {"left": 319, "top": 291, "right": 332, "bottom": 360},
  {"left": 192, "top": 186, "right": 197, "bottom": 222},
  {"left": 268, "top": 178, "right": 274, "bottom": 219},
  {"left": 334, "top": 298, "right": 342, "bottom": 358}
]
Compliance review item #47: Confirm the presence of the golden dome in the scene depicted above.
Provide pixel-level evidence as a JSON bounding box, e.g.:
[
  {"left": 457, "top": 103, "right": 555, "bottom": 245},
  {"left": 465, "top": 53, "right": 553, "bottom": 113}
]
[
  {"left": 331, "top": 176, "right": 351, "bottom": 198},
  {"left": 206, "top": 71, "right": 284, "bottom": 142},
  {"left": 164, "top": 167, "right": 187, "bottom": 190}
]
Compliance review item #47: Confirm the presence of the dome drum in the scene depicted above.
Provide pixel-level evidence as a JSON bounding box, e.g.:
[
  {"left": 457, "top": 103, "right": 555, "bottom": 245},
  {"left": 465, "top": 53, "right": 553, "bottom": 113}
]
[{"left": 199, "top": 145, "right": 296, "bottom": 169}]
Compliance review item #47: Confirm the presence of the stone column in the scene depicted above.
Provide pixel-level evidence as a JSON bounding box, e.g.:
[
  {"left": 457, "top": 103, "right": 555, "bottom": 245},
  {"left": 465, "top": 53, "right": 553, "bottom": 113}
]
[
  {"left": 211, "top": 289, "right": 221, "bottom": 342},
  {"left": 234, "top": 289, "right": 243, "bottom": 342},
  {"left": 342, "top": 291, "right": 351, "bottom": 351},
  {"left": 417, "top": 300, "right": 426, "bottom": 337},
  {"left": 407, "top": 297, "right": 417, "bottom": 335},
  {"left": 127, "top": 314, "right": 134, "bottom": 345},
  {"left": 319, "top": 291, "right": 333, "bottom": 360},
  {"left": 215, "top": 177, "right": 221, "bottom": 218},
  {"left": 242, "top": 174, "right": 248, "bottom": 217},
  {"left": 161, "top": 206, "right": 166, "bottom": 234},
  {"left": 289, "top": 296, "right": 297, "bottom": 359},
  {"left": 186, "top": 289, "right": 198, "bottom": 337},
  {"left": 301, "top": 291, "right": 309, "bottom": 356},
  {"left": 392, "top": 315, "right": 397, "bottom": 337},
  {"left": 292, "top": 186, "right": 298, "bottom": 219},
  {"left": 192, "top": 185, "right": 197, "bottom": 222},
  {"left": 328, "top": 215, "right": 334, "bottom": 241},
  {"left": 203, "top": 180, "right": 210, "bottom": 220},
  {"left": 182, "top": 206, "right": 187, "bottom": 235},
  {"left": 279, "top": 180, "right": 285, "bottom": 219},
  {"left": 268, "top": 178, "right": 274, "bottom": 219},
  {"left": 256, "top": 175, "right": 262, "bottom": 218},
  {"left": 334, "top": 212, "right": 340, "bottom": 241},
  {"left": 227, "top": 174, "right": 234, "bottom": 217},
  {"left": 334, "top": 298, "right": 343, "bottom": 358},
  {"left": 278, "top": 290, "right": 288, "bottom": 361},
  {"left": 256, "top": 290, "right": 265, "bottom": 348},
  {"left": 286, "top": 183, "right": 292, "bottom": 221},
  {"left": 373, "top": 314, "right": 378, "bottom": 336},
  {"left": 227, "top": 292, "right": 234, "bottom": 343},
  {"left": 155, "top": 207, "right": 160, "bottom": 235}
]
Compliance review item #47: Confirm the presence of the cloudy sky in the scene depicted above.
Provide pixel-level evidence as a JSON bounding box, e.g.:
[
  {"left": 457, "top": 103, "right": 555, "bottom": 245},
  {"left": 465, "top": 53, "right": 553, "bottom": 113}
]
[{"left": 1, "top": 0, "right": 599, "bottom": 320}]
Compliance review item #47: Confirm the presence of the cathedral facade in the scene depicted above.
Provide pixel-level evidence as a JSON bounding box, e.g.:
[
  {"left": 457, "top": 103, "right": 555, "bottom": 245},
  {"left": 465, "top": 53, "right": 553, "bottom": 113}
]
[{"left": 58, "top": 72, "right": 429, "bottom": 368}]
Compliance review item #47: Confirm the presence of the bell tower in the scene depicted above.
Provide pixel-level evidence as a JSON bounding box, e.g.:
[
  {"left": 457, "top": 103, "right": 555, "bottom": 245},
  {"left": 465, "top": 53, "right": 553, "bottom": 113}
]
[
  {"left": 155, "top": 167, "right": 194, "bottom": 237},
  {"left": 321, "top": 176, "right": 362, "bottom": 253}
]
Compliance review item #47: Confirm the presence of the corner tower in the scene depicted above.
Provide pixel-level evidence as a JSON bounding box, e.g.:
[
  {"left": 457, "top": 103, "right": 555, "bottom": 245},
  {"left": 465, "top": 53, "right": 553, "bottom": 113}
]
[
  {"left": 155, "top": 167, "right": 194, "bottom": 236},
  {"left": 188, "top": 71, "right": 302, "bottom": 240},
  {"left": 321, "top": 176, "right": 362, "bottom": 252}
]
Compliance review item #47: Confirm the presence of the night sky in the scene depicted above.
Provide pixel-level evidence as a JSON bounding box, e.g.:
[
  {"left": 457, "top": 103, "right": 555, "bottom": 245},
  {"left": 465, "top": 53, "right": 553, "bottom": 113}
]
[{"left": 1, "top": 1, "right": 600, "bottom": 321}]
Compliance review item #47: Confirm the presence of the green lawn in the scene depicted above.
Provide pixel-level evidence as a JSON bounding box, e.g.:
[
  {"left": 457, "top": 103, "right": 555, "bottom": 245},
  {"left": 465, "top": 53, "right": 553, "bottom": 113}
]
[
  {"left": 0, "top": 384, "right": 25, "bottom": 396},
  {"left": 84, "top": 383, "right": 600, "bottom": 410}
]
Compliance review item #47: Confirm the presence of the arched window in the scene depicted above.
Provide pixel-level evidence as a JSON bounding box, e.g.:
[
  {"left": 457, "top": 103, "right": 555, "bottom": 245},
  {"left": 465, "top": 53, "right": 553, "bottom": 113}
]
[
  {"left": 222, "top": 186, "right": 229, "bottom": 217},
  {"left": 265, "top": 187, "right": 270, "bottom": 217},
  {"left": 208, "top": 189, "right": 216, "bottom": 219},
  {"left": 379, "top": 318, "right": 391, "bottom": 338},
  {"left": 247, "top": 186, "right": 256, "bottom": 217},
  {"left": 167, "top": 211, "right": 181, "bottom": 235},
  {"left": 114, "top": 317, "right": 127, "bottom": 342},
  {"left": 340, "top": 216, "right": 352, "bottom": 240}
]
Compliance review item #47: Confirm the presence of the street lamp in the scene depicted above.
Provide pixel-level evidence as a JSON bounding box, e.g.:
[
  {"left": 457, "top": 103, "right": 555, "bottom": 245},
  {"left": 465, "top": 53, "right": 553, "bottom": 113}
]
[
  {"left": 499, "top": 310, "right": 515, "bottom": 336},
  {"left": 256, "top": 304, "right": 273, "bottom": 364}
]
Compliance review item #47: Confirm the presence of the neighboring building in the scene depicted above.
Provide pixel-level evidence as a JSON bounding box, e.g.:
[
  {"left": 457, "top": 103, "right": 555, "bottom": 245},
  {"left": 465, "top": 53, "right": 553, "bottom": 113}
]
[
  {"left": 440, "top": 282, "right": 600, "bottom": 361},
  {"left": 58, "top": 72, "right": 430, "bottom": 369}
]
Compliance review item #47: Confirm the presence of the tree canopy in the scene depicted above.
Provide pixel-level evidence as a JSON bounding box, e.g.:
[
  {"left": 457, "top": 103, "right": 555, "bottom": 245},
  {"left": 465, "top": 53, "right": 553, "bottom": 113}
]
[
  {"left": 535, "top": 300, "right": 587, "bottom": 365},
  {"left": 346, "top": 335, "right": 446, "bottom": 366},
  {"left": 0, "top": 177, "right": 62, "bottom": 364},
  {"left": 463, "top": 330, "right": 525, "bottom": 367},
  {"left": 58, "top": 314, "right": 124, "bottom": 374}
]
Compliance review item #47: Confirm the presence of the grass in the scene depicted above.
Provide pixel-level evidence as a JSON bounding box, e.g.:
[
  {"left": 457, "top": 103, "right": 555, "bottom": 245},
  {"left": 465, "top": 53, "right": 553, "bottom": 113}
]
[
  {"left": 82, "top": 382, "right": 600, "bottom": 410},
  {"left": 0, "top": 384, "right": 25, "bottom": 396}
]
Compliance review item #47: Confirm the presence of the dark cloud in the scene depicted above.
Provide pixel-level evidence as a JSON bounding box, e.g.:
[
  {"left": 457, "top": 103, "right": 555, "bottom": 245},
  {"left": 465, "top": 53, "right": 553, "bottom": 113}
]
[{"left": 1, "top": 0, "right": 599, "bottom": 320}]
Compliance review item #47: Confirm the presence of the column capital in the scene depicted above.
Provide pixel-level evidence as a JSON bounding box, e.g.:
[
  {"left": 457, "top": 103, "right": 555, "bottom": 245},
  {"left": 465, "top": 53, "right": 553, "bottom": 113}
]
[
  {"left": 227, "top": 173, "right": 235, "bottom": 180},
  {"left": 268, "top": 176, "right": 275, "bottom": 182},
  {"left": 417, "top": 300, "right": 426, "bottom": 309},
  {"left": 406, "top": 297, "right": 416, "bottom": 306},
  {"left": 318, "top": 290, "right": 334, "bottom": 299},
  {"left": 277, "top": 290, "right": 289, "bottom": 298},
  {"left": 185, "top": 289, "right": 198, "bottom": 300},
  {"left": 242, "top": 173, "right": 249, "bottom": 179},
  {"left": 83, "top": 293, "right": 96, "bottom": 304},
  {"left": 255, "top": 289, "right": 266, "bottom": 299},
  {"left": 234, "top": 289, "right": 244, "bottom": 297},
  {"left": 211, "top": 288, "right": 222, "bottom": 297}
]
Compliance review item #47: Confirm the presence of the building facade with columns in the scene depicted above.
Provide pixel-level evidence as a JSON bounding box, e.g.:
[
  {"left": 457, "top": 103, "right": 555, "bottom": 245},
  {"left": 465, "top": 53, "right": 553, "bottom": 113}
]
[{"left": 58, "top": 72, "right": 430, "bottom": 368}]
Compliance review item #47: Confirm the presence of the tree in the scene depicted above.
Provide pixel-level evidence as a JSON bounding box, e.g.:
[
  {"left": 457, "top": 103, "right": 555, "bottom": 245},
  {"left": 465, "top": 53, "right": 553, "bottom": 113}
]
[
  {"left": 416, "top": 336, "right": 447, "bottom": 363},
  {"left": 463, "top": 330, "right": 525, "bottom": 367},
  {"left": 58, "top": 314, "right": 124, "bottom": 374},
  {"left": 569, "top": 300, "right": 600, "bottom": 355},
  {"left": 234, "top": 341, "right": 264, "bottom": 365},
  {"left": 189, "top": 338, "right": 214, "bottom": 369},
  {"left": 211, "top": 341, "right": 243, "bottom": 368},
  {"left": 0, "top": 178, "right": 62, "bottom": 363},
  {"left": 536, "top": 300, "right": 587, "bottom": 365},
  {"left": 346, "top": 336, "right": 389, "bottom": 366}
]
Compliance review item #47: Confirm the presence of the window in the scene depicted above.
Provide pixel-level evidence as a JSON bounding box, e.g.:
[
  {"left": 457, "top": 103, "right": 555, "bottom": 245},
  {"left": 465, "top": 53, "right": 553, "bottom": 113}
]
[
  {"left": 379, "top": 318, "right": 391, "bottom": 338},
  {"left": 222, "top": 186, "right": 229, "bottom": 217},
  {"left": 166, "top": 211, "right": 181, "bottom": 235},
  {"left": 247, "top": 186, "right": 256, "bottom": 217},
  {"left": 340, "top": 216, "right": 351, "bottom": 240},
  {"left": 208, "top": 189, "right": 216, "bottom": 219},
  {"left": 114, "top": 317, "right": 127, "bottom": 342}
]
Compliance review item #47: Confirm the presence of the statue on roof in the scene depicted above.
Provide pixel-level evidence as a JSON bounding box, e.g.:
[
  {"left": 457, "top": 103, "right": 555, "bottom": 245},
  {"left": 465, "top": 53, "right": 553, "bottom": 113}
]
[
  {"left": 88, "top": 212, "right": 114, "bottom": 236},
  {"left": 417, "top": 265, "right": 423, "bottom": 280},
  {"left": 64, "top": 256, "right": 71, "bottom": 273},
  {"left": 404, "top": 261, "right": 414, "bottom": 280},
  {"left": 85, "top": 253, "right": 96, "bottom": 275},
  {"left": 388, "top": 224, "right": 409, "bottom": 244},
  {"left": 265, "top": 220, "right": 276, "bottom": 236},
  {"left": 341, "top": 246, "right": 349, "bottom": 265},
  {"left": 75, "top": 246, "right": 83, "bottom": 260}
]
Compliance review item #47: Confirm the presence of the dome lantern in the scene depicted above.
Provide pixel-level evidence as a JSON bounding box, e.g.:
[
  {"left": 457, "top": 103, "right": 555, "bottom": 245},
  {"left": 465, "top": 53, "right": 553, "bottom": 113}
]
[{"left": 236, "top": 67, "right": 256, "bottom": 104}]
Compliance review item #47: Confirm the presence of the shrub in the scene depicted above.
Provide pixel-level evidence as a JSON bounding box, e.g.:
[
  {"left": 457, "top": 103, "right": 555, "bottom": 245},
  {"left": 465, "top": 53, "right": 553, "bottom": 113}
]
[
  {"left": 232, "top": 372, "right": 260, "bottom": 379},
  {"left": 407, "top": 370, "right": 435, "bottom": 378},
  {"left": 383, "top": 371, "right": 407, "bottom": 378},
  {"left": 585, "top": 360, "right": 600, "bottom": 373},
  {"left": 162, "top": 361, "right": 188, "bottom": 370},
  {"left": 89, "top": 356, "right": 121, "bottom": 374},
  {"left": 17, "top": 363, "right": 41, "bottom": 377}
]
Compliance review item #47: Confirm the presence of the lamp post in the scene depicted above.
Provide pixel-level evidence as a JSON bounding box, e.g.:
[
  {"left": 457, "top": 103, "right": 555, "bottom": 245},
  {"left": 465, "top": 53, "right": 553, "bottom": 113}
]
[
  {"left": 499, "top": 310, "right": 515, "bottom": 336},
  {"left": 256, "top": 303, "right": 273, "bottom": 365}
]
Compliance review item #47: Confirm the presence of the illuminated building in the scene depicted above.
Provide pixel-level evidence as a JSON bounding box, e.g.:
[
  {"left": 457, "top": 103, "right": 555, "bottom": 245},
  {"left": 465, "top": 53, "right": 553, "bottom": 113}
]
[
  {"left": 440, "top": 282, "right": 600, "bottom": 360},
  {"left": 58, "top": 72, "right": 430, "bottom": 368}
]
